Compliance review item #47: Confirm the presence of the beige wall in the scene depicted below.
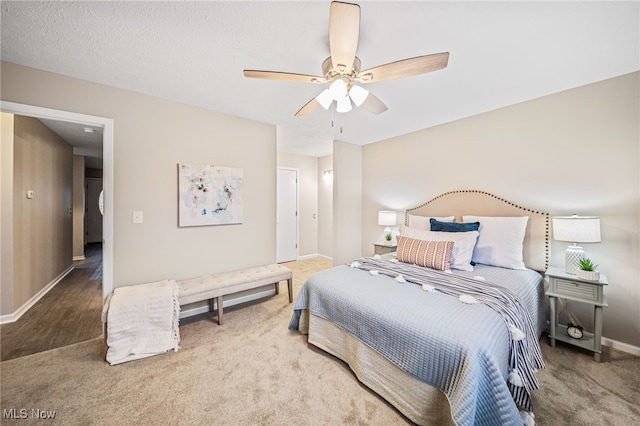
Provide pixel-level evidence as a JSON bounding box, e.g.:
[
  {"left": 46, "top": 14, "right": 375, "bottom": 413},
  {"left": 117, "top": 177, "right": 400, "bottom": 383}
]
[
  {"left": 1, "top": 62, "right": 277, "bottom": 300},
  {"left": 72, "top": 155, "right": 85, "bottom": 259},
  {"left": 333, "top": 141, "right": 362, "bottom": 266},
  {"left": 12, "top": 115, "right": 74, "bottom": 311},
  {"left": 361, "top": 72, "right": 640, "bottom": 348},
  {"left": 318, "top": 155, "right": 333, "bottom": 259},
  {"left": 277, "top": 152, "right": 318, "bottom": 258},
  {"left": 1, "top": 113, "right": 15, "bottom": 315}
]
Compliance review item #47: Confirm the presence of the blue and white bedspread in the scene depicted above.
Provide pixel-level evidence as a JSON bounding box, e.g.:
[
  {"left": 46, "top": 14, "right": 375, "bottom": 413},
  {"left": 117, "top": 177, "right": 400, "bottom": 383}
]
[{"left": 289, "top": 257, "right": 545, "bottom": 426}]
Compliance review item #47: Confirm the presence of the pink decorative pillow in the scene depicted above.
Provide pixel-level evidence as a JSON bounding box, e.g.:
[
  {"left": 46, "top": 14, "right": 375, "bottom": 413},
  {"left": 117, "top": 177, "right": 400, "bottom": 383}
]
[{"left": 396, "top": 236, "right": 454, "bottom": 271}]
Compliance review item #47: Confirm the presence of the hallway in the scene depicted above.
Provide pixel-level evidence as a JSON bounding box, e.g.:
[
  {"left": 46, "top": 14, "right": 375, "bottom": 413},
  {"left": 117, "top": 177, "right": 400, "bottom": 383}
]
[{"left": 0, "top": 243, "right": 103, "bottom": 361}]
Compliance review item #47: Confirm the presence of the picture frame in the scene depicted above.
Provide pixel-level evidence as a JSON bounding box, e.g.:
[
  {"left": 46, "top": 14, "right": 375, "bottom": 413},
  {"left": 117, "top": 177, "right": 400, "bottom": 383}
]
[{"left": 178, "top": 163, "right": 243, "bottom": 227}]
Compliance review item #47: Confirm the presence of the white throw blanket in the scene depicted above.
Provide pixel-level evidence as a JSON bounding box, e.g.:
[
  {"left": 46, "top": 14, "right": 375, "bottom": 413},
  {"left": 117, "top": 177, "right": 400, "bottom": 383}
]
[{"left": 104, "top": 279, "right": 180, "bottom": 365}]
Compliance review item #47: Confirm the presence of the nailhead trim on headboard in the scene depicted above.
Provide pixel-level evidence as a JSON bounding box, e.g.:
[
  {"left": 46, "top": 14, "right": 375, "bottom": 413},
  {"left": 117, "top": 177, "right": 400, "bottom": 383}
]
[{"left": 405, "top": 189, "right": 549, "bottom": 270}]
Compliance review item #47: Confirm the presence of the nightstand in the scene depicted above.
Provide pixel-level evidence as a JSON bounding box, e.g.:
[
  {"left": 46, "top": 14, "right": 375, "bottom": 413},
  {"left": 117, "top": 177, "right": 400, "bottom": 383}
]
[
  {"left": 373, "top": 242, "right": 397, "bottom": 255},
  {"left": 545, "top": 266, "right": 608, "bottom": 362}
]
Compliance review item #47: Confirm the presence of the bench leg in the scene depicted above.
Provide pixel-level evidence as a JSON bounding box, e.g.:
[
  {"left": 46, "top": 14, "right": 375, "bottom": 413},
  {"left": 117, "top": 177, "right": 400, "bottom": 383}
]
[
  {"left": 208, "top": 298, "right": 222, "bottom": 325},
  {"left": 217, "top": 296, "right": 223, "bottom": 325},
  {"left": 275, "top": 279, "right": 292, "bottom": 302}
]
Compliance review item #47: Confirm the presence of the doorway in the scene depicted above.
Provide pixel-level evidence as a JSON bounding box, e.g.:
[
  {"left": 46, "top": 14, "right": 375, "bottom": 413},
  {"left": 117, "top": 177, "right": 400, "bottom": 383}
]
[
  {"left": 0, "top": 101, "right": 114, "bottom": 303},
  {"left": 277, "top": 167, "right": 298, "bottom": 263}
]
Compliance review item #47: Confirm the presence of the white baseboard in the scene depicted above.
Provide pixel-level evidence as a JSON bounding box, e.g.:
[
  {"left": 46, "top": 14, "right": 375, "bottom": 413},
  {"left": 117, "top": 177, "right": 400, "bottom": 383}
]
[
  {"left": 296, "top": 253, "right": 332, "bottom": 262},
  {"left": 602, "top": 337, "right": 640, "bottom": 357},
  {"left": 73, "top": 255, "right": 86, "bottom": 261},
  {"left": 179, "top": 288, "right": 275, "bottom": 320},
  {"left": 297, "top": 253, "right": 318, "bottom": 260},
  {"left": 0, "top": 265, "right": 74, "bottom": 324}
]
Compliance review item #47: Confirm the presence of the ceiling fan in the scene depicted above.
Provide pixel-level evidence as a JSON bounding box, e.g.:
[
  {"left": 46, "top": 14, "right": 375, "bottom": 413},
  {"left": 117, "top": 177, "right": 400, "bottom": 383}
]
[{"left": 243, "top": 1, "right": 449, "bottom": 117}]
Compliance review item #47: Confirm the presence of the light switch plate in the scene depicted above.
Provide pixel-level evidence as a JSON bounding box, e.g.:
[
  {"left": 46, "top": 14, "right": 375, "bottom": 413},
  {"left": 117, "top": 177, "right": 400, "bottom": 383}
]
[{"left": 132, "top": 211, "right": 143, "bottom": 224}]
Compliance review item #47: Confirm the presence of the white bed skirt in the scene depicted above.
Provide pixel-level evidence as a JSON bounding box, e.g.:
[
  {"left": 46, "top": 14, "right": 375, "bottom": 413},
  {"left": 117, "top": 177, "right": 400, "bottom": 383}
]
[{"left": 303, "top": 311, "right": 456, "bottom": 426}]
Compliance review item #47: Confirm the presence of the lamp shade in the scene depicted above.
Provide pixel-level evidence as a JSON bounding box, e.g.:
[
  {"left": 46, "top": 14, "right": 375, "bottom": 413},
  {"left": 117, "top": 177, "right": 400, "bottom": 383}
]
[
  {"left": 316, "top": 89, "right": 333, "bottom": 110},
  {"left": 552, "top": 216, "right": 601, "bottom": 243},
  {"left": 378, "top": 211, "right": 397, "bottom": 226},
  {"left": 336, "top": 95, "right": 352, "bottom": 113},
  {"left": 348, "top": 85, "right": 369, "bottom": 106},
  {"left": 329, "top": 79, "right": 348, "bottom": 100}
]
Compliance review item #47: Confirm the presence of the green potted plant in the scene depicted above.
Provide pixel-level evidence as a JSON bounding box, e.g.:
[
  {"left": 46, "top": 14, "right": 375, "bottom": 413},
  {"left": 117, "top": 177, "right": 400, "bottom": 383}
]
[{"left": 576, "top": 258, "right": 600, "bottom": 281}]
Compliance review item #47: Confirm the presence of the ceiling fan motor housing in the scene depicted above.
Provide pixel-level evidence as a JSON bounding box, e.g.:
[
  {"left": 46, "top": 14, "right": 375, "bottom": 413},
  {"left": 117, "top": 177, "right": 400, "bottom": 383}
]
[{"left": 320, "top": 56, "right": 362, "bottom": 83}]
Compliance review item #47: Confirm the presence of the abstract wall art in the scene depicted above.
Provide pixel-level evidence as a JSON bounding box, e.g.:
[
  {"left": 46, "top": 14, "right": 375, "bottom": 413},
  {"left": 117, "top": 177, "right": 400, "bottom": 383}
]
[{"left": 178, "top": 164, "right": 243, "bottom": 227}]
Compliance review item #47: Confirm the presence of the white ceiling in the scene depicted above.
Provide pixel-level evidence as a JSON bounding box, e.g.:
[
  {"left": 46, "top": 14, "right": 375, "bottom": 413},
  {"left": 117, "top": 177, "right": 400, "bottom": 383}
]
[
  {"left": 38, "top": 118, "right": 104, "bottom": 169},
  {"left": 2, "top": 1, "right": 638, "bottom": 158}
]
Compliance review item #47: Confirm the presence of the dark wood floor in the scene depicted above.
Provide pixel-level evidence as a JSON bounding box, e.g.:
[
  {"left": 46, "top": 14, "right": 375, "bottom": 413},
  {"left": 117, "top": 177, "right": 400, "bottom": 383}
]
[{"left": 1, "top": 243, "right": 103, "bottom": 361}]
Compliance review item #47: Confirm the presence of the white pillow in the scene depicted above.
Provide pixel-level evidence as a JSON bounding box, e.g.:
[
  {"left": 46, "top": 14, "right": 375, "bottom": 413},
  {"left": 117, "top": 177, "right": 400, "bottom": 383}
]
[
  {"left": 399, "top": 226, "right": 479, "bottom": 271},
  {"left": 407, "top": 214, "right": 455, "bottom": 229},
  {"left": 463, "top": 216, "right": 529, "bottom": 270}
]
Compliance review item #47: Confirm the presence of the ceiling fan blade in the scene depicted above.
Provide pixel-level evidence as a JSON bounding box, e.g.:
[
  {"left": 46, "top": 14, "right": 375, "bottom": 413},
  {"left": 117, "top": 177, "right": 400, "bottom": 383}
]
[
  {"left": 329, "top": 1, "right": 360, "bottom": 73},
  {"left": 358, "top": 52, "right": 449, "bottom": 83},
  {"left": 359, "top": 92, "right": 388, "bottom": 115},
  {"left": 243, "top": 70, "right": 323, "bottom": 84},
  {"left": 295, "top": 98, "right": 321, "bottom": 117}
]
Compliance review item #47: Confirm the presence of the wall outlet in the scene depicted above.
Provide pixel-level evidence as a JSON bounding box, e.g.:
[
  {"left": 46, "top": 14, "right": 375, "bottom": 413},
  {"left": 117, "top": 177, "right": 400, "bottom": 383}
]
[
  {"left": 132, "top": 211, "right": 143, "bottom": 224},
  {"left": 26, "top": 190, "right": 35, "bottom": 199}
]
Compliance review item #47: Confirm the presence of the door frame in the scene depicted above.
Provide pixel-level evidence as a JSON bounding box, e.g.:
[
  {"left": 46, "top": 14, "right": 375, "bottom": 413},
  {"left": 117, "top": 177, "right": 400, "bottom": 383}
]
[
  {"left": 1, "top": 101, "right": 114, "bottom": 300},
  {"left": 276, "top": 167, "right": 299, "bottom": 263}
]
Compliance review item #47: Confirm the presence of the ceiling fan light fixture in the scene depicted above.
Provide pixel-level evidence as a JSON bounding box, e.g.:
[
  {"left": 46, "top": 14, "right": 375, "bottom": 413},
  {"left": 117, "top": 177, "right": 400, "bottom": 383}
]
[
  {"left": 243, "top": 2, "right": 448, "bottom": 118},
  {"left": 336, "top": 95, "right": 352, "bottom": 113},
  {"left": 316, "top": 89, "right": 334, "bottom": 109},
  {"left": 329, "top": 78, "right": 348, "bottom": 100},
  {"left": 348, "top": 85, "right": 369, "bottom": 106}
]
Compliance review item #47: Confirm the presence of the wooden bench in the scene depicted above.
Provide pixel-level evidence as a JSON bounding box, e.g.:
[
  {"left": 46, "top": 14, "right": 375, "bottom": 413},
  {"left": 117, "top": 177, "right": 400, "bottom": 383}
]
[{"left": 177, "top": 264, "right": 293, "bottom": 325}]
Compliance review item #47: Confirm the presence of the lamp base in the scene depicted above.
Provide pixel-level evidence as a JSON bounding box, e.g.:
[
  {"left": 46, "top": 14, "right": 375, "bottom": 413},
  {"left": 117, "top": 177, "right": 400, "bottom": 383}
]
[{"left": 565, "top": 245, "right": 584, "bottom": 274}]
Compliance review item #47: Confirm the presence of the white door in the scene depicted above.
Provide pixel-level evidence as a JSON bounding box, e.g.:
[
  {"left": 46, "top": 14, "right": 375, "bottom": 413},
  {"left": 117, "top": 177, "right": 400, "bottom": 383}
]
[
  {"left": 86, "top": 178, "right": 103, "bottom": 244},
  {"left": 277, "top": 168, "right": 298, "bottom": 263}
]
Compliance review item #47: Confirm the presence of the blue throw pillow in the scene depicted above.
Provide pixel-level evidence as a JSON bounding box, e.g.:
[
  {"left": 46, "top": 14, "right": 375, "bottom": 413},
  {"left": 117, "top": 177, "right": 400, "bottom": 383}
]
[{"left": 430, "top": 218, "right": 480, "bottom": 232}]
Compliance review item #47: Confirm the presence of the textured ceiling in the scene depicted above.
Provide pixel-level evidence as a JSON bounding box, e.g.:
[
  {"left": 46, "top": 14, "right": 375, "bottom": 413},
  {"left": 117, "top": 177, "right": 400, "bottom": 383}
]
[{"left": 2, "top": 1, "right": 639, "bottom": 158}]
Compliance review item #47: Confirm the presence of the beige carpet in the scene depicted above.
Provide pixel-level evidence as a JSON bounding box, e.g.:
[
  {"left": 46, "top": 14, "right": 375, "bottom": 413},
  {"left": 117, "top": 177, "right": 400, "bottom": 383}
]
[{"left": 1, "top": 258, "right": 638, "bottom": 425}]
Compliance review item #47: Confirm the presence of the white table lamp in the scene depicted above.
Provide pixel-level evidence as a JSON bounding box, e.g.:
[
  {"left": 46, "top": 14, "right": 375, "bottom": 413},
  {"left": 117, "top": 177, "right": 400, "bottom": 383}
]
[
  {"left": 552, "top": 215, "right": 601, "bottom": 274},
  {"left": 378, "top": 211, "right": 397, "bottom": 242}
]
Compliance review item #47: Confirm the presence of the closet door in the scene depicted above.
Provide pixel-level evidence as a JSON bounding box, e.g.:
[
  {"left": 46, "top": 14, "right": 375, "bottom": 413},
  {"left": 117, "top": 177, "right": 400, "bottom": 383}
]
[{"left": 277, "top": 168, "right": 298, "bottom": 263}]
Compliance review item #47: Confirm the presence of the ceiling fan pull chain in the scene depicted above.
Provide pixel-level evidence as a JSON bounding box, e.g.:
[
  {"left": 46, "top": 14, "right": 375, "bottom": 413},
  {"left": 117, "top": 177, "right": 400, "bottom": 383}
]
[
  {"left": 331, "top": 102, "right": 335, "bottom": 128},
  {"left": 329, "top": 102, "right": 343, "bottom": 134}
]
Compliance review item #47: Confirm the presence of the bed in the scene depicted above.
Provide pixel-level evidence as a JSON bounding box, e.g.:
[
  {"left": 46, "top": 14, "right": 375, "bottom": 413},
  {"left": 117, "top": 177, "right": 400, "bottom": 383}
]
[{"left": 289, "top": 190, "right": 549, "bottom": 426}]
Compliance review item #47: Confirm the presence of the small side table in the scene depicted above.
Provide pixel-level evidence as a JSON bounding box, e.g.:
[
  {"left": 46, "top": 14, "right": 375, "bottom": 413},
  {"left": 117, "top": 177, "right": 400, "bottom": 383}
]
[
  {"left": 545, "top": 266, "right": 608, "bottom": 362},
  {"left": 373, "top": 242, "right": 397, "bottom": 255}
]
